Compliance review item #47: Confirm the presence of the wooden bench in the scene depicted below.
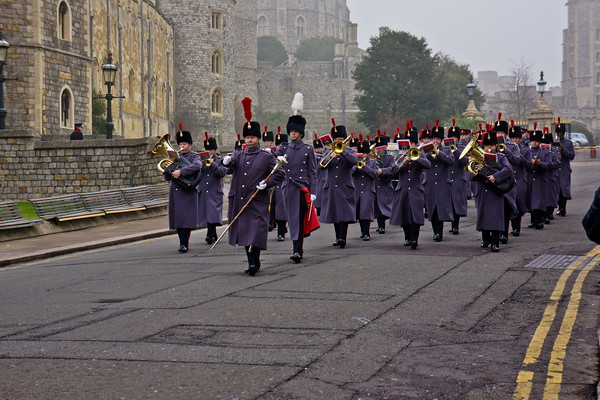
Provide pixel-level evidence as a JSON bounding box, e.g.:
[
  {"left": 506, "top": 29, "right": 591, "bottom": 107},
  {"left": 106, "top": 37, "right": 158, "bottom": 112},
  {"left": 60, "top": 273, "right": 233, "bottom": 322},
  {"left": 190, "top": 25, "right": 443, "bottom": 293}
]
[
  {"left": 120, "top": 186, "right": 168, "bottom": 209},
  {"left": 31, "top": 194, "right": 106, "bottom": 222},
  {"left": 147, "top": 182, "right": 170, "bottom": 206},
  {"left": 0, "top": 201, "right": 43, "bottom": 230},
  {"left": 80, "top": 189, "right": 146, "bottom": 214}
]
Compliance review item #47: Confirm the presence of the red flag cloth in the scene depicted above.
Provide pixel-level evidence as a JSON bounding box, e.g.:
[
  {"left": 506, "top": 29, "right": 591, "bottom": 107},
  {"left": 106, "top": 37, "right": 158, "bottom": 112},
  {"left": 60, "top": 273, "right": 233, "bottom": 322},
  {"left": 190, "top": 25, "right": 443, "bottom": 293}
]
[{"left": 300, "top": 187, "right": 320, "bottom": 237}]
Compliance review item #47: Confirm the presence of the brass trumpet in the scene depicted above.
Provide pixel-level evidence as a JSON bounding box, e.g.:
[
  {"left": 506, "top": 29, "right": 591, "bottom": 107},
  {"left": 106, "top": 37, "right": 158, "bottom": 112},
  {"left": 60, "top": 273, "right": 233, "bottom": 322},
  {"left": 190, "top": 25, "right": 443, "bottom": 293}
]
[
  {"left": 448, "top": 144, "right": 457, "bottom": 152},
  {"left": 356, "top": 160, "right": 365, "bottom": 169},
  {"left": 430, "top": 144, "right": 439, "bottom": 159},
  {"left": 203, "top": 155, "right": 214, "bottom": 167},
  {"left": 320, "top": 136, "right": 352, "bottom": 168},
  {"left": 496, "top": 143, "right": 506, "bottom": 153}
]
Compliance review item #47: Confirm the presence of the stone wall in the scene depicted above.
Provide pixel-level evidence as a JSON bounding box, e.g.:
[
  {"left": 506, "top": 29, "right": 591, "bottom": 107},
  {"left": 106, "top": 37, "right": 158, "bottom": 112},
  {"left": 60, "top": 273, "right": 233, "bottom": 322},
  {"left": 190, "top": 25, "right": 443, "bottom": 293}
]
[
  {"left": 257, "top": 60, "right": 361, "bottom": 135},
  {"left": 0, "top": 130, "right": 164, "bottom": 200},
  {"left": 157, "top": 0, "right": 237, "bottom": 149}
]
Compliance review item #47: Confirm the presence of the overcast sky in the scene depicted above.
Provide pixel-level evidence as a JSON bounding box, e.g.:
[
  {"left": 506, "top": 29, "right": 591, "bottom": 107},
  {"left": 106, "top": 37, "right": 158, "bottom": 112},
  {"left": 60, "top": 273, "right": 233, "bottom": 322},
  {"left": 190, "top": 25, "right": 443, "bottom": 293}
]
[{"left": 346, "top": 0, "right": 567, "bottom": 87}]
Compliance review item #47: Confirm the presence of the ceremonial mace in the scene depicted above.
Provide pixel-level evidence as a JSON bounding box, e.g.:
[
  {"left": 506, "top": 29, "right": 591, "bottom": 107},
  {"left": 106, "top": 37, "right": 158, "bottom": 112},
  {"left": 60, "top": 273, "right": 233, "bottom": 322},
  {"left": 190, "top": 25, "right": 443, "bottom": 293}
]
[{"left": 210, "top": 155, "right": 288, "bottom": 250}]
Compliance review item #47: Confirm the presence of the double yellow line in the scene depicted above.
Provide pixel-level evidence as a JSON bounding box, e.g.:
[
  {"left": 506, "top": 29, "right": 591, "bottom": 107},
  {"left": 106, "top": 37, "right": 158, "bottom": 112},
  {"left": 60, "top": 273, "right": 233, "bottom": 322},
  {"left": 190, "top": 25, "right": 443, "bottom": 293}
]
[{"left": 514, "top": 246, "right": 600, "bottom": 400}]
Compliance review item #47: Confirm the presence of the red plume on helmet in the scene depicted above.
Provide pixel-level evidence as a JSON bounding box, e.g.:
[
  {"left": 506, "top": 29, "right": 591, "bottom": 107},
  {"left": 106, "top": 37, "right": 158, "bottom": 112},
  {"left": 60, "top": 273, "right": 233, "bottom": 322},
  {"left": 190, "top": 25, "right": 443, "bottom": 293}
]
[
  {"left": 350, "top": 132, "right": 355, "bottom": 138},
  {"left": 358, "top": 134, "right": 363, "bottom": 142},
  {"left": 510, "top": 120, "right": 514, "bottom": 127},
  {"left": 241, "top": 97, "right": 252, "bottom": 128},
  {"left": 236, "top": 134, "right": 241, "bottom": 141},
  {"left": 534, "top": 122, "right": 538, "bottom": 131},
  {"left": 478, "top": 123, "right": 483, "bottom": 131},
  {"left": 543, "top": 127, "right": 549, "bottom": 134},
  {"left": 452, "top": 118, "right": 456, "bottom": 126},
  {"left": 435, "top": 118, "right": 440, "bottom": 127},
  {"left": 409, "top": 120, "right": 414, "bottom": 128},
  {"left": 264, "top": 125, "right": 268, "bottom": 132},
  {"left": 497, "top": 112, "right": 502, "bottom": 121},
  {"left": 313, "top": 133, "right": 318, "bottom": 140},
  {"left": 377, "top": 129, "right": 381, "bottom": 137},
  {"left": 557, "top": 117, "right": 561, "bottom": 125},
  {"left": 367, "top": 134, "right": 371, "bottom": 142},
  {"left": 331, "top": 118, "right": 337, "bottom": 133},
  {"left": 178, "top": 123, "right": 183, "bottom": 132},
  {"left": 205, "top": 131, "right": 209, "bottom": 140},
  {"left": 277, "top": 126, "right": 281, "bottom": 134}
]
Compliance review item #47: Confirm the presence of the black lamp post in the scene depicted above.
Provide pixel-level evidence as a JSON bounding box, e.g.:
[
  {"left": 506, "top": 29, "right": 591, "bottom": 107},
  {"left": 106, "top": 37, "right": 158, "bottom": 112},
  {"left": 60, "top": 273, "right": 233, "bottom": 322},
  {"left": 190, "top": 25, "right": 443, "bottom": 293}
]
[
  {"left": 101, "top": 52, "right": 119, "bottom": 139},
  {"left": 467, "top": 75, "right": 476, "bottom": 99},
  {"left": 536, "top": 71, "right": 547, "bottom": 98},
  {"left": 0, "top": 26, "right": 11, "bottom": 130}
]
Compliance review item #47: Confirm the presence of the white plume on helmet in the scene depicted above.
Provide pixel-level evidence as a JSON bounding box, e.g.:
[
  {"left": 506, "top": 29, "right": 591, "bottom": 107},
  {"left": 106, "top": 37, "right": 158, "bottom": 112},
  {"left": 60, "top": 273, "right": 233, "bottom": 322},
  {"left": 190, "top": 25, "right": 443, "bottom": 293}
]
[{"left": 291, "top": 92, "right": 304, "bottom": 116}]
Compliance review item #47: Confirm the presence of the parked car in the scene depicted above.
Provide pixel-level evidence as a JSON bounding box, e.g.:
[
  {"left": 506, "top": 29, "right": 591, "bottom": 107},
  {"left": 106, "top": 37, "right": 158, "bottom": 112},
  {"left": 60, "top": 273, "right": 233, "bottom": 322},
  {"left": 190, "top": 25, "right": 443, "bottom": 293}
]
[{"left": 568, "top": 132, "right": 589, "bottom": 147}]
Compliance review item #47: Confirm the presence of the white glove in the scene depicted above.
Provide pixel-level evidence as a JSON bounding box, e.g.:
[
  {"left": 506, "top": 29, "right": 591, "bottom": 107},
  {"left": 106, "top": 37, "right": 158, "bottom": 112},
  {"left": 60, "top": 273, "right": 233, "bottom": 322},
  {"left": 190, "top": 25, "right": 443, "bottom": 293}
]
[
  {"left": 222, "top": 155, "right": 231, "bottom": 166},
  {"left": 264, "top": 147, "right": 272, "bottom": 153},
  {"left": 256, "top": 181, "right": 267, "bottom": 190},
  {"left": 310, "top": 194, "right": 317, "bottom": 202}
]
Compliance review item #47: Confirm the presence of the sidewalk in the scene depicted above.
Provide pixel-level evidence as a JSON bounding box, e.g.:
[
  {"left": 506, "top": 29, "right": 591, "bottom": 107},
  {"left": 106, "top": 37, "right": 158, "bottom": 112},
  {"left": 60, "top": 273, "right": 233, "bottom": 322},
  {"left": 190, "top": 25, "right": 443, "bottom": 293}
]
[{"left": 0, "top": 215, "right": 174, "bottom": 267}]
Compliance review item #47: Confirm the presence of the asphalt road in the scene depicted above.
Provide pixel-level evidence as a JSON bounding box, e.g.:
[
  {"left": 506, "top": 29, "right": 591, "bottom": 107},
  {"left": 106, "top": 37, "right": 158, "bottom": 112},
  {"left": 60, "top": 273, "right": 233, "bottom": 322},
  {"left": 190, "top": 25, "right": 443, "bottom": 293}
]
[{"left": 1, "top": 161, "right": 598, "bottom": 400}]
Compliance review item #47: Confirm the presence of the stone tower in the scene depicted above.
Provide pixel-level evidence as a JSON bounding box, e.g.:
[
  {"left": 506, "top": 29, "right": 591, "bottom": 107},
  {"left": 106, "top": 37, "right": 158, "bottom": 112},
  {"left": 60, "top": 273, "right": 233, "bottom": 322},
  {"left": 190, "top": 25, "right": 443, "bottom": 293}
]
[
  {"left": 156, "top": 0, "right": 237, "bottom": 147},
  {"left": 562, "top": 0, "right": 600, "bottom": 132},
  {"left": 256, "top": 0, "right": 351, "bottom": 54},
  {"left": 233, "top": 0, "right": 259, "bottom": 137}
]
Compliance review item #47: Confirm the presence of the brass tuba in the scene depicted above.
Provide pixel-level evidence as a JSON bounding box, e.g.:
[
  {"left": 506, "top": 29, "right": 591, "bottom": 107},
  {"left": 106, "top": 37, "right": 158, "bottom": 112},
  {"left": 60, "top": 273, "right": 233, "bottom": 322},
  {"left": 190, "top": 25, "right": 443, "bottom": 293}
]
[
  {"left": 459, "top": 133, "right": 486, "bottom": 176},
  {"left": 151, "top": 134, "right": 180, "bottom": 173},
  {"left": 320, "top": 136, "right": 352, "bottom": 168},
  {"left": 151, "top": 134, "right": 202, "bottom": 188}
]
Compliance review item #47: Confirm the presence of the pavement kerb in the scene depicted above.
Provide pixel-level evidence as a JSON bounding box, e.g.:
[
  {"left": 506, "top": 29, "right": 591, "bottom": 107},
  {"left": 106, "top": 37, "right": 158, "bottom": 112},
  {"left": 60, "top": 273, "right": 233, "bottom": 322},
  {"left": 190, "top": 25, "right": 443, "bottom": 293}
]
[{"left": 0, "top": 228, "right": 174, "bottom": 268}]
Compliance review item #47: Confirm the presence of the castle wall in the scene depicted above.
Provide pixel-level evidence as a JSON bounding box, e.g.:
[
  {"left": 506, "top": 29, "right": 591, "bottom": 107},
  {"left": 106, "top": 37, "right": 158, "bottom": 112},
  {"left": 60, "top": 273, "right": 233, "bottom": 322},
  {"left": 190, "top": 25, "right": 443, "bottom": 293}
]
[
  {"left": 257, "top": 60, "right": 361, "bottom": 136},
  {"left": 157, "top": 0, "right": 237, "bottom": 148},
  {"left": 0, "top": 0, "right": 174, "bottom": 138},
  {"left": 256, "top": 0, "right": 351, "bottom": 54}
]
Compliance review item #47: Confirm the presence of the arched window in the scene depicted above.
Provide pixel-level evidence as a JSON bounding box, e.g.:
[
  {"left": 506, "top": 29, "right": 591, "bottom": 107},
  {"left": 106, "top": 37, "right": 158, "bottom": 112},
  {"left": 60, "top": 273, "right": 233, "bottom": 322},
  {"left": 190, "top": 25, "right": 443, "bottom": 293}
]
[
  {"left": 211, "top": 88, "right": 223, "bottom": 115},
  {"left": 596, "top": 71, "right": 600, "bottom": 85},
  {"left": 60, "top": 87, "right": 73, "bottom": 128},
  {"left": 211, "top": 50, "right": 222, "bottom": 75},
  {"left": 258, "top": 16, "right": 268, "bottom": 36},
  {"left": 58, "top": 1, "right": 71, "bottom": 40},
  {"left": 297, "top": 17, "right": 305, "bottom": 37}
]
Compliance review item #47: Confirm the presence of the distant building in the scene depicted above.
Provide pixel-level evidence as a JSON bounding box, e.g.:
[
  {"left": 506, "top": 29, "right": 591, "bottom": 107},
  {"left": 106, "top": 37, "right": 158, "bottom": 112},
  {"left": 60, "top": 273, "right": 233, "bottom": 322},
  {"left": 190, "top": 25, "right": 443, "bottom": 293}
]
[{"left": 562, "top": 0, "right": 600, "bottom": 133}]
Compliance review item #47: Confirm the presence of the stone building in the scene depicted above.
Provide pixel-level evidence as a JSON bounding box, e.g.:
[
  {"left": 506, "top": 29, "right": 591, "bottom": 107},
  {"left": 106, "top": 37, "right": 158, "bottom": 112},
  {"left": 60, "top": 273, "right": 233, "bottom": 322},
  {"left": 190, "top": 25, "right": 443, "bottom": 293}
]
[
  {"left": 257, "top": 23, "right": 364, "bottom": 135},
  {"left": 256, "top": 0, "right": 351, "bottom": 54},
  {"left": 1, "top": 0, "right": 174, "bottom": 137},
  {"left": 562, "top": 0, "right": 600, "bottom": 132}
]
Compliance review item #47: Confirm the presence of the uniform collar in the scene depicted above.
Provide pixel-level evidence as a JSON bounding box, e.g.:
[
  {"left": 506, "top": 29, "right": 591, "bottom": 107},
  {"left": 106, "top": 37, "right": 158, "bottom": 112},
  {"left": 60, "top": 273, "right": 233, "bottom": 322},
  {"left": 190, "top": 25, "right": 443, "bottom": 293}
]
[
  {"left": 289, "top": 139, "right": 303, "bottom": 149},
  {"left": 245, "top": 145, "right": 260, "bottom": 154}
]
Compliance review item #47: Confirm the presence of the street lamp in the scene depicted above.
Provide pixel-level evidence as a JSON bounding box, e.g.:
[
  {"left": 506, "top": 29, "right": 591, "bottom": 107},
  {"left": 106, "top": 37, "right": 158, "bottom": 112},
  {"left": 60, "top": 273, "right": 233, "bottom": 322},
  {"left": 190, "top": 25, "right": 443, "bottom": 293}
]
[
  {"left": 0, "top": 26, "right": 11, "bottom": 129},
  {"left": 536, "top": 71, "right": 547, "bottom": 98},
  {"left": 467, "top": 76, "right": 476, "bottom": 99},
  {"left": 101, "top": 52, "right": 119, "bottom": 139}
]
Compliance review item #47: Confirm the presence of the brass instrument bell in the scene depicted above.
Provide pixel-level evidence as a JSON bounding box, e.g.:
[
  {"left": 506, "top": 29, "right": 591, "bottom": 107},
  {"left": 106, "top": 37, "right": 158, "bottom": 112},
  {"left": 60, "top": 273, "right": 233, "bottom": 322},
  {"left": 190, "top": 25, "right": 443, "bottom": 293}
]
[{"left": 319, "top": 136, "right": 351, "bottom": 168}]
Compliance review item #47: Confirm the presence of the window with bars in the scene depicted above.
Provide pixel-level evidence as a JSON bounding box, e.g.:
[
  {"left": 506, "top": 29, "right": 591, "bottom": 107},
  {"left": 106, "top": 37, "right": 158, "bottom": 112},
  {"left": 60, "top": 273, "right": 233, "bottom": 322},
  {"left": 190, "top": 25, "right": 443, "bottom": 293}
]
[
  {"left": 283, "top": 78, "right": 292, "bottom": 92},
  {"left": 297, "top": 17, "right": 305, "bottom": 37},
  {"left": 211, "top": 50, "right": 222, "bottom": 75},
  {"left": 258, "top": 16, "right": 268, "bottom": 35}
]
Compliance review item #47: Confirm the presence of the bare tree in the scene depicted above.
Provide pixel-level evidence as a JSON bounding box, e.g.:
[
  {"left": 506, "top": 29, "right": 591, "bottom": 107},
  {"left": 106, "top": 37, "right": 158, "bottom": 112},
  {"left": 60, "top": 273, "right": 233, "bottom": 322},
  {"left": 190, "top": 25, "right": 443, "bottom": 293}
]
[{"left": 497, "top": 58, "right": 538, "bottom": 121}]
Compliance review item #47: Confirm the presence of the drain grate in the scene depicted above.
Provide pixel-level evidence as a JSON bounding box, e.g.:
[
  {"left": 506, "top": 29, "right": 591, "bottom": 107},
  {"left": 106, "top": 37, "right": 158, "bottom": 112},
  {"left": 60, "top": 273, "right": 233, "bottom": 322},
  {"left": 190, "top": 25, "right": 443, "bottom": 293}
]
[{"left": 523, "top": 254, "right": 582, "bottom": 270}]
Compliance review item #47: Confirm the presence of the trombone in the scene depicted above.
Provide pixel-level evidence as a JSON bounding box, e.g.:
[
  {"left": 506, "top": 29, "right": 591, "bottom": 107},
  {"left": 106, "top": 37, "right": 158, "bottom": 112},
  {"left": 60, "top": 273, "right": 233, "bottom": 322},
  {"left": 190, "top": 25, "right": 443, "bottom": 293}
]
[
  {"left": 320, "top": 136, "right": 352, "bottom": 168},
  {"left": 395, "top": 144, "right": 424, "bottom": 168}
]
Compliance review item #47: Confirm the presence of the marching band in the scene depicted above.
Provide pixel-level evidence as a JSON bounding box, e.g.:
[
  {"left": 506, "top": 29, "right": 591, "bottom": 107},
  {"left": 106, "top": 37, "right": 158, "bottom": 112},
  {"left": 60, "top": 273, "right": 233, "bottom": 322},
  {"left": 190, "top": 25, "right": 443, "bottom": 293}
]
[{"left": 162, "top": 94, "right": 576, "bottom": 276}]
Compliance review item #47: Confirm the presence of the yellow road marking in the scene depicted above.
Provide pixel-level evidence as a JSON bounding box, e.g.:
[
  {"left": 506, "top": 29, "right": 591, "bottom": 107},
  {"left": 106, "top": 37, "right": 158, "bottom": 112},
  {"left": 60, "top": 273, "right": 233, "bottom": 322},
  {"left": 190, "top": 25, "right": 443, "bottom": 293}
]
[
  {"left": 513, "top": 246, "right": 600, "bottom": 400},
  {"left": 514, "top": 371, "right": 535, "bottom": 400},
  {"left": 542, "top": 256, "right": 599, "bottom": 400}
]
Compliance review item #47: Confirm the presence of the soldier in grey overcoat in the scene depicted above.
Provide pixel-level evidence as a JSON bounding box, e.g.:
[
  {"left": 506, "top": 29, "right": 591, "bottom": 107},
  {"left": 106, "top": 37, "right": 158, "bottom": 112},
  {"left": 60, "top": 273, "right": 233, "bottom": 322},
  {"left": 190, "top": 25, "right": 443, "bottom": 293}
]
[
  {"left": 471, "top": 131, "right": 514, "bottom": 252},
  {"left": 542, "top": 129, "right": 561, "bottom": 224},
  {"left": 388, "top": 128, "right": 431, "bottom": 249},
  {"left": 168, "top": 130, "right": 202, "bottom": 253},
  {"left": 320, "top": 124, "right": 358, "bottom": 248},
  {"left": 526, "top": 129, "right": 551, "bottom": 229},
  {"left": 197, "top": 133, "right": 227, "bottom": 244},
  {"left": 273, "top": 130, "right": 289, "bottom": 241},
  {"left": 423, "top": 124, "right": 455, "bottom": 242},
  {"left": 446, "top": 125, "right": 469, "bottom": 235},
  {"left": 373, "top": 134, "right": 394, "bottom": 234},
  {"left": 312, "top": 134, "right": 326, "bottom": 215},
  {"left": 279, "top": 113, "right": 318, "bottom": 263},
  {"left": 222, "top": 117, "right": 285, "bottom": 276},
  {"left": 494, "top": 119, "right": 520, "bottom": 244},
  {"left": 352, "top": 137, "right": 380, "bottom": 241},
  {"left": 555, "top": 120, "right": 576, "bottom": 216},
  {"left": 508, "top": 126, "right": 531, "bottom": 236}
]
